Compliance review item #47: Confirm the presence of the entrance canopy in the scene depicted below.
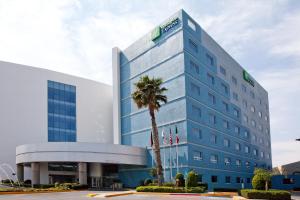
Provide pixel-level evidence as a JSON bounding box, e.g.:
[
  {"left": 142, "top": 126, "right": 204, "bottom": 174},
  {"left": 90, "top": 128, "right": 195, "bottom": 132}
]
[{"left": 16, "top": 142, "right": 147, "bottom": 166}]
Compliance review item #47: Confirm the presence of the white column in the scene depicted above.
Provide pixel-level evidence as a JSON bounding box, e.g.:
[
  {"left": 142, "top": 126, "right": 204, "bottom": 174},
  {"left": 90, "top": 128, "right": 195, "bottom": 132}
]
[
  {"left": 112, "top": 47, "right": 121, "bottom": 145},
  {"left": 78, "top": 162, "right": 87, "bottom": 185},
  {"left": 31, "top": 162, "right": 40, "bottom": 186},
  {"left": 17, "top": 164, "right": 24, "bottom": 182},
  {"left": 40, "top": 162, "right": 49, "bottom": 184}
]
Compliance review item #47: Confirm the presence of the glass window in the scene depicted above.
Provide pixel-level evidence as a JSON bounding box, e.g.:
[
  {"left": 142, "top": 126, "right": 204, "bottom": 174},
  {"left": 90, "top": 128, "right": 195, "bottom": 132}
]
[
  {"left": 233, "top": 92, "right": 238, "bottom": 101},
  {"left": 224, "top": 157, "right": 231, "bottom": 165},
  {"left": 224, "top": 139, "right": 230, "bottom": 147},
  {"left": 192, "top": 128, "right": 202, "bottom": 139},
  {"left": 225, "top": 176, "right": 231, "bottom": 183},
  {"left": 48, "top": 80, "right": 76, "bottom": 142},
  {"left": 207, "top": 73, "right": 215, "bottom": 85},
  {"left": 243, "top": 114, "right": 248, "bottom": 123},
  {"left": 244, "top": 130, "right": 249, "bottom": 138},
  {"left": 210, "top": 134, "right": 217, "bottom": 144},
  {"left": 242, "top": 99, "right": 248, "bottom": 108},
  {"left": 223, "top": 120, "right": 229, "bottom": 129},
  {"left": 192, "top": 105, "right": 201, "bottom": 118},
  {"left": 191, "top": 83, "right": 200, "bottom": 95},
  {"left": 236, "top": 177, "right": 241, "bottom": 183},
  {"left": 222, "top": 101, "right": 229, "bottom": 112},
  {"left": 235, "top": 143, "right": 241, "bottom": 151},
  {"left": 190, "top": 61, "right": 199, "bottom": 74},
  {"left": 231, "top": 76, "right": 237, "bottom": 85},
  {"left": 234, "top": 126, "right": 240, "bottom": 134},
  {"left": 193, "top": 151, "right": 203, "bottom": 161},
  {"left": 211, "top": 176, "right": 218, "bottom": 183},
  {"left": 261, "top": 151, "right": 264, "bottom": 158},
  {"left": 206, "top": 54, "right": 214, "bottom": 66},
  {"left": 245, "top": 146, "right": 249, "bottom": 153},
  {"left": 209, "top": 114, "right": 217, "bottom": 125},
  {"left": 233, "top": 108, "right": 239, "bottom": 117},
  {"left": 220, "top": 66, "right": 226, "bottom": 76},
  {"left": 221, "top": 83, "right": 228, "bottom": 94},
  {"left": 210, "top": 155, "right": 218, "bottom": 163},
  {"left": 208, "top": 93, "right": 216, "bottom": 104},
  {"left": 236, "top": 159, "right": 241, "bottom": 167},
  {"left": 250, "top": 105, "right": 255, "bottom": 113},
  {"left": 251, "top": 120, "right": 256, "bottom": 127},
  {"left": 189, "top": 39, "right": 198, "bottom": 53},
  {"left": 253, "top": 149, "right": 258, "bottom": 156},
  {"left": 250, "top": 91, "right": 255, "bottom": 99},
  {"left": 241, "top": 84, "right": 247, "bottom": 92},
  {"left": 187, "top": 19, "right": 196, "bottom": 31},
  {"left": 264, "top": 115, "right": 268, "bottom": 121},
  {"left": 258, "top": 111, "right": 262, "bottom": 118},
  {"left": 247, "top": 178, "right": 251, "bottom": 183}
]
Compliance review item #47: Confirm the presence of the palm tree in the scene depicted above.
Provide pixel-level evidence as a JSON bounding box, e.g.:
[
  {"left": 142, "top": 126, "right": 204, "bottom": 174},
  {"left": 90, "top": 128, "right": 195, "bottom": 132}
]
[{"left": 132, "top": 75, "right": 167, "bottom": 186}]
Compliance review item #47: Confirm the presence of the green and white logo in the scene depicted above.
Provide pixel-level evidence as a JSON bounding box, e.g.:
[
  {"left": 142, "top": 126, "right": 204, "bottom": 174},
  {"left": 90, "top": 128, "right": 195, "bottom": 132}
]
[
  {"left": 151, "top": 26, "right": 161, "bottom": 41},
  {"left": 243, "top": 70, "right": 255, "bottom": 87},
  {"left": 151, "top": 18, "right": 179, "bottom": 41}
]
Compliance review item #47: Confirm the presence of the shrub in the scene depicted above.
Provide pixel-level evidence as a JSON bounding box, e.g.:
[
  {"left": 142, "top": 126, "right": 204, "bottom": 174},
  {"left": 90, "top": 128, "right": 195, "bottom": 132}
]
[
  {"left": 139, "top": 180, "right": 145, "bottom": 186},
  {"left": 149, "top": 168, "right": 157, "bottom": 178},
  {"left": 33, "top": 184, "right": 55, "bottom": 189},
  {"left": 186, "top": 187, "right": 206, "bottom": 193},
  {"left": 197, "top": 182, "right": 208, "bottom": 190},
  {"left": 162, "top": 182, "right": 175, "bottom": 187},
  {"left": 252, "top": 168, "right": 272, "bottom": 190},
  {"left": 213, "top": 188, "right": 239, "bottom": 192},
  {"left": 24, "top": 179, "right": 31, "bottom": 185},
  {"left": 136, "top": 186, "right": 205, "bottom": 193},
  {"left": 71, "top": 184, "right": 88, "bottom": 190},
  {"left": 186, "top": 170, "right": 198, "bottom": 188},
  {"left": 144, "top": 178, "right": 152, "bottom": 186},
  {"left": 1, "top": 179, "right": 14, "bottom": 184},
  {"left": 241, "top": 189, "right": 291, "bottom": 200},
  {"left": 175, "top": 173, "right": 185, "bottom": 187}
]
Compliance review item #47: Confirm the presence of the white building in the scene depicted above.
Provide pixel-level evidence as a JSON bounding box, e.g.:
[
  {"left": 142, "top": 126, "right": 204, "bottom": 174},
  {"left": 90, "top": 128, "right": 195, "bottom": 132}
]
[{"left": 0, "top": 61, "right": 146, "bottom": 187}]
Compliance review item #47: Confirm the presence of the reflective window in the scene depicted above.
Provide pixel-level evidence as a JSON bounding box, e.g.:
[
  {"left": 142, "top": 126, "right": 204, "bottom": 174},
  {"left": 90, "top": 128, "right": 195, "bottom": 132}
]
[
  {"left": 48, "top": 80, "right": 76, "bottom": 142},
  {"left": 233, "top": 92, "right": 238, "bottom": 101},
  {"left": 231, "top": 76, "right": 237, "bottom": 85},
  {"left": 189, "top": 39, "right": 198, "bottom": 53},
  {"left": 210, "top": 154, "right": 218, "bottom": 163},
  {"left": 220, "top": 66, "right": 226, "bottom": 76},
  {"left": 193, "top": 151, "right": 203, "bottom": 161},
  {"left": 224, "top": 157, "right": 231, "bottom": 165}
]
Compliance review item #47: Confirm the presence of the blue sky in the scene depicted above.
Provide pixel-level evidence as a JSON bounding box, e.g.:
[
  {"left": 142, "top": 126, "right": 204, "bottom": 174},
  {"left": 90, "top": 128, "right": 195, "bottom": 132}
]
[{"left": 0, "top": 0, "right": 299, "bottom": 166}]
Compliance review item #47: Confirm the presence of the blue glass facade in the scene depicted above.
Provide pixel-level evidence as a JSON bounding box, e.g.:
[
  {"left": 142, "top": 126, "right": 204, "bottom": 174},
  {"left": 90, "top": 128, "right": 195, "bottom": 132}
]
[
  {"left": 48, "top": 80, "right": 76, "bottom": 142},
  {"left": 117, "top": 10, "right": 271, "bottom": 190}
]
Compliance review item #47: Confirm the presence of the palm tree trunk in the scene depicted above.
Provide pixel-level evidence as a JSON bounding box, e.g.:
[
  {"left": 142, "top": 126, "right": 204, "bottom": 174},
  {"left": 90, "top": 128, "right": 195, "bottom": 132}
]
[{"left": 149, "top": 108, "right": 163, "bottom": 186}]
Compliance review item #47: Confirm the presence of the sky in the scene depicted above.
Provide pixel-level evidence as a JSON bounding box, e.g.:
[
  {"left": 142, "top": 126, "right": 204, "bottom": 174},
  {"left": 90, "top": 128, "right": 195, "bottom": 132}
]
[{"left": 0, "top": 0, "right": 299, "bottom": 167}]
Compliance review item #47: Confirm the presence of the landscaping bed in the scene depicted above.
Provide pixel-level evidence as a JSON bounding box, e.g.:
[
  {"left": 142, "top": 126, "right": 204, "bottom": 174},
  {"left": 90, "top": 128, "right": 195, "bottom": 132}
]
[
  {"left": 0, "top": 183, "right": 88, "bottom": 195},
  {"left": 136, "top": 186, "right": 205, "bottom": 193},
  {"left": 240, "top": 189, "right": 291, "bottom": 200}
]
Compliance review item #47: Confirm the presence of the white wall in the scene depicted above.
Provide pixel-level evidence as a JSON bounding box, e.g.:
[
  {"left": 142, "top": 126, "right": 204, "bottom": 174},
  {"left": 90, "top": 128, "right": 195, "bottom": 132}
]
[{"left": 0, "top": 61, "right": 113, "bottom": 180}]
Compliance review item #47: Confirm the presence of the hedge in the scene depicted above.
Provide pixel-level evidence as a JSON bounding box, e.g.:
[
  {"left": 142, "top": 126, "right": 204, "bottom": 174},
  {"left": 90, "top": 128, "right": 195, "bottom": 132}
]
[
  {"left": 240, "top": 189, "right": 291, "bottom": 200},
  {"left": 213, "top": 188, "right": 239, "bottom": 192},
  {"left": 136, "top": 186, "right": 205, "bottom": 193}
]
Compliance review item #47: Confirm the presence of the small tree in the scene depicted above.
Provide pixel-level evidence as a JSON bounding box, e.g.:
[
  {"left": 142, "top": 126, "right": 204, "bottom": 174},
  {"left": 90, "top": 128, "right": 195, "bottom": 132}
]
[
  {"left": 149, "top": 168, "right": 157, "bottom": 179},
  {"left": 186, "top": 170, "right": 198, "bottom": 188},
  {"left": 132, "top": 76, "right": 167, "bottom": 186},
  {"left": 175, "top": 173, "right": 185, "bottom": 187},
  {"left": 252, "top": 168, "right": 272, "bottom": 190}
]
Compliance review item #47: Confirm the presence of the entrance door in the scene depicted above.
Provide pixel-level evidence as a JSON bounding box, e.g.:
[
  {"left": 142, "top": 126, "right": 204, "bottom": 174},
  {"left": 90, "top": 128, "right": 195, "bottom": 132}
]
[{"left": 91, "top": 177, "right": 102, "bottom": 188}]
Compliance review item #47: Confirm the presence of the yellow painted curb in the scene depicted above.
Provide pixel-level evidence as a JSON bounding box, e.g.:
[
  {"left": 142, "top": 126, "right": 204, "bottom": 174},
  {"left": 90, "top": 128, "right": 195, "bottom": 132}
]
[
  {"left": 87, "top": 193, "right": 97, "bottom": 197},
  {"left": 105, "top": 191, "right": 135, "bottom": 198}
]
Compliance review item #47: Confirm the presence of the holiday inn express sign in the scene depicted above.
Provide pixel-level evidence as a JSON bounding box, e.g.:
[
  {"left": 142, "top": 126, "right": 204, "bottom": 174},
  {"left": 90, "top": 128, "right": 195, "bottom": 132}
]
[{"left": 151, "top": 18, "right": 179, "bottom": 41}]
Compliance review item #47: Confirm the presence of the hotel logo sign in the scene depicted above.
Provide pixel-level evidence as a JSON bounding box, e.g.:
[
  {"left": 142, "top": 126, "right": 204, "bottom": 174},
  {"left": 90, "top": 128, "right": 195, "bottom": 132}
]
[
  {"left": 243, "top": 70, "right": 255, "bottom": 87},
  {"left": 151, "top": 18, "right": 179, "bottom": 41}
]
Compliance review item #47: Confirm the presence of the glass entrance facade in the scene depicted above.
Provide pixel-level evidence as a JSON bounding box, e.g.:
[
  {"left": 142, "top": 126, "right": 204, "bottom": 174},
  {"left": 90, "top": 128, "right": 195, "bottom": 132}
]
[{"left": 47, "top": 80, "right": 76, "bottom": 142}]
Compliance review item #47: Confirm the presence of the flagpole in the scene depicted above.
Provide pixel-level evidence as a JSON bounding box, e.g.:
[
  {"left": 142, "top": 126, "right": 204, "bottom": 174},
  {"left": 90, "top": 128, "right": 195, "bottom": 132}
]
[
  {"left": 162, "top": 130, "right": 166, "bottom": 181},
  {"left": 169, "top": 144, "right": 172, "bottom": 181},
  {"left": 169, "top": 128, "right": 173, "bottom": 181},
  {"left": 176, "top": 144, "right": 178, "bottom": 173},
  {"left": 175, "top": 126, "right": 179, "bottom": 174}
]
